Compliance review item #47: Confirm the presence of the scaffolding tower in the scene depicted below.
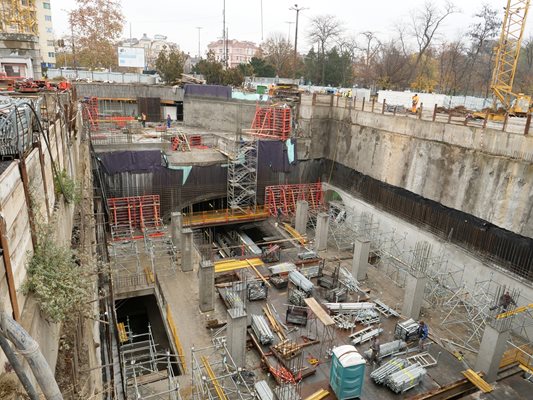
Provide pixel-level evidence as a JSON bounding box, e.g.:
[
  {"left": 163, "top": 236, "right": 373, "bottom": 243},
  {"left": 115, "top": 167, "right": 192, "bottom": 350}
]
[
  {"left": 191, "top": 342, "right": 256, "bottom": 400},
  {"left": 120, "top": 323, "right": 182, "bottom": 399},
  {"left": 227, "top": 137, "right": 258, "bottom": 213}
]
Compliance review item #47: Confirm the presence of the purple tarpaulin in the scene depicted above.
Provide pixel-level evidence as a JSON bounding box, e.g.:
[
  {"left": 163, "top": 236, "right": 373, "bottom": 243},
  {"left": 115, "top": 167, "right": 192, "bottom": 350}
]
[{"left": 184, "top": 84, "right": 232, "bottom": 99}]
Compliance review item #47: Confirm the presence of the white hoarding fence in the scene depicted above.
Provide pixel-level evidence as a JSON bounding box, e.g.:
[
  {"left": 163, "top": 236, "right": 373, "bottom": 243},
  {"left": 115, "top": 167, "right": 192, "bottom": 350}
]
[{"left": 118, "top": 47, "right": 146, "bottom": 68}]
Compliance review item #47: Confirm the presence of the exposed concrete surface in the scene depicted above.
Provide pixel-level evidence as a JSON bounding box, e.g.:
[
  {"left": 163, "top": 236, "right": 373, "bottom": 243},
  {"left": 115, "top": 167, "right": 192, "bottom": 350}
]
[
  {"left": 295, "top": 200, "right": 309, "bottom": 234},
  {"left": 351, "top": 239, "right": 370, "bottom": 281},
  {"left": 226, "top": 308, "right": 247, "bottom": 368},
  {"left": 401, "top": 274, "right": 428, "bottom": 320},
  {"left": 180, "top": 228, "right": 194, "bottom": 272},
  {"left": 299, "top": 95, "right": 533, "bottom": 237},
  {"left": 74, "top": 82, "right": 184, "bottom": 101},
  {"left": 314, "top": 212, "right": 329, "bottom": 251},
  {"left": 184, "top": 97, "right": 257, "bottom": 132},
  {"left": 475, "top": 325, "right": 510, "bottom": 382},
  {"left": 198, "top": 260, "right": 215, "bottom": 312}
]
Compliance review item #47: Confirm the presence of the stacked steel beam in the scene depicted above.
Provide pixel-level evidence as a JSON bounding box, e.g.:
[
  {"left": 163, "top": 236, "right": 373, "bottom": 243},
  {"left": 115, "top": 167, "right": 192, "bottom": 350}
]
[{"left": 370, "top": 357, "right": 410, "bottom": 384}]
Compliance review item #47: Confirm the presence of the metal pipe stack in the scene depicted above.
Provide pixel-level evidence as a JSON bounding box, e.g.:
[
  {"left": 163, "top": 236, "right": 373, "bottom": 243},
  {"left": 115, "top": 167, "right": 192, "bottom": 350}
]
[
  {"left": 251, "top": 315, "right": 274, "bottom": 345},
  {"left": 324, "top": 302, "right": 375, "bottom": 312},
  {"left": 255, "top": 380, "right": 274, "bottom": 400},
  {"left": 385, "top": 362, "right": 427, "bottom": 393},
  {"left": 370, "top": 357, "right": 410, "bottom": 384},
  {"left": 289, "top": 270, "right": 314, "bottom": 294},
  {"left": 364, "top": 340, "right": 407, "bottom": 360}
]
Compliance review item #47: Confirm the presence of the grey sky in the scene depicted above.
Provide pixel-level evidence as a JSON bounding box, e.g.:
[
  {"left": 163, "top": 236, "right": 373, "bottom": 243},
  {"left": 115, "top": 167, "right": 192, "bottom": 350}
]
[{"left": 50, "top": 0, "right": 533, "bottom": 56}]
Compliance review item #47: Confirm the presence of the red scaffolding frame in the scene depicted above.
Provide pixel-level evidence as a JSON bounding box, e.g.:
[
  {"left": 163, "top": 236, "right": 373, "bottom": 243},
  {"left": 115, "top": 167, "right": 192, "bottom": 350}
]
[
  {"left": 82, "top": 97, "right": 99, "bottom": 132},
  {"left": 107, "top": 195, "right": 162, "bottom": 234},
  {"left": 264, "top": 183, "right": 324, "bottom": 216},
  {"left": 249, "top": 105, "right": 292, "bottom": 140}
]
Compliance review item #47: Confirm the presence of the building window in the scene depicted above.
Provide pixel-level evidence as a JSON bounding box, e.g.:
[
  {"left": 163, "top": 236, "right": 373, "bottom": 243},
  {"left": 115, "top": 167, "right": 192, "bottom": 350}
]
[
  {"left": 43, "top": 2, "right": 51, "bottom": 9},
  {"left": 48, "top": 52, "right": 55, "bottom": 58},
  {"left": 45, "top": 15, "right": 52, "bottom": 21},
  {"left": 46, "top": 40, "right": 54, "bottom": 46},
  {"left": 46, "top": 27, "right": 53, "bottom": 33}
]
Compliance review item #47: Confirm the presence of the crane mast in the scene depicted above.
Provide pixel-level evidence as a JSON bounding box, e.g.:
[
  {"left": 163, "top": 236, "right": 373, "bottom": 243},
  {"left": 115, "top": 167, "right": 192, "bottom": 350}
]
[{"left": 491, "top": 0, "right": 530, "bottom": 112}]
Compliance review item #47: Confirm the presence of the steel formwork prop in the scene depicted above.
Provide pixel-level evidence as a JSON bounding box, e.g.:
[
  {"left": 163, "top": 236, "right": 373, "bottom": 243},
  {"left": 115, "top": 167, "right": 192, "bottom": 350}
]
[
  {"left": 107, "top": 195, "right": 162, "bottom": 238},
  {"left": 264, "top": 182, "right": 324, "bottom": 217},
  {"left": 249, "top": 105, "right": 292, "bottom": 140}
]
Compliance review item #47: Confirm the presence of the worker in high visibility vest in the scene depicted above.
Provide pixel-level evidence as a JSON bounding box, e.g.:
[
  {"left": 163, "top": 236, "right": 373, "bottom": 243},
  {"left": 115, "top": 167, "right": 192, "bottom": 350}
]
[{"left": 411, "top": 93, "right": 419, "bottom": 113}]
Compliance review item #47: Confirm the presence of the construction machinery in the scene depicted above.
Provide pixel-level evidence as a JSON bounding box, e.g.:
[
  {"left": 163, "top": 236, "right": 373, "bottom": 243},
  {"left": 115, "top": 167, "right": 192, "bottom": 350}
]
[{"left": 475, "top": 0, "right": 531, "bottom": 119}]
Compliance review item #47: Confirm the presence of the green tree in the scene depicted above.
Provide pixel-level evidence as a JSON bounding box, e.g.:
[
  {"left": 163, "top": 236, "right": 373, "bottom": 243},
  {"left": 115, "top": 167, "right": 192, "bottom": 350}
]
[
  {"left": 69, "top": 0, "right": 125, "bottom": 69},
  {"left": 238, "top": 63, "right": 254, "bottom": 76},
  {"left": 223, "top": 67, "right": 244, "bottom": 86},
  {"left": 155, "top": 47, "right": 187, "bottom": 84},
  {"left": 194, "top": 51, "right": 225, "bottom": 84},
  {"left": 249, "top": 57, "right": 276, "bottom": 77}
]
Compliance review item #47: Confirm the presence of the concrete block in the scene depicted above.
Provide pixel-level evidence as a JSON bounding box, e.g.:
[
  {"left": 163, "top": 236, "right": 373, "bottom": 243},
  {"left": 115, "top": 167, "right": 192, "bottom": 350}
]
[
  {"left": 170, "top": 212, "right": 182, "bottom": 247},
  {"left": 199, "top": 260, "right": 214, "bottom": 312},
  {"left": 226, "top": 308, "right": 247, "bottom": 367},
  {"left": 314, "top": 212, "right": 329, "bottom": 251},
  {"left": 295, "top": 200, "right": 309, "bottom": 234},
  {"left": 401, "top": 274, "right": 427, "bottom": 320},
  {"left": 180, "top": 228, "right": 193, "bottom": 272},
  {"left": 352, "top": 239, "right": 370, "bottom": 281},
  {"left": 475, "top": 325, "right": 510, "bottom": 382}
]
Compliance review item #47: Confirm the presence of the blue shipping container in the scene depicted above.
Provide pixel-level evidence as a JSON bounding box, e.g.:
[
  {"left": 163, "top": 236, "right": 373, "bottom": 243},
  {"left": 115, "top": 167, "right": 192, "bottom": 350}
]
[{"left": 330, "top": 345, "right": 366, "bottom": 399}]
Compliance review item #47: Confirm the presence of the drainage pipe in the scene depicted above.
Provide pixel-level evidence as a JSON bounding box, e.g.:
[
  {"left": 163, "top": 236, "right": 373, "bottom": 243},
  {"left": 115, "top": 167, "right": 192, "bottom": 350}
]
[{"left": 0, "top": 311, "right": 63, "bottom": 400}]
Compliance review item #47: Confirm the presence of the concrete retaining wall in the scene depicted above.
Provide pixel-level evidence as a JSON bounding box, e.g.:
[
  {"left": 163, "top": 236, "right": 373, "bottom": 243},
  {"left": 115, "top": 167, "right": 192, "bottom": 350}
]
[
  {"left": 299, "top": 95, "right": 533, "bottom": 237},
  {"left": 184, "top": 97, "right": 257, "bottom": 132},
  {"left": 74, "top": 82, "right": 184, "bottom": 101}
]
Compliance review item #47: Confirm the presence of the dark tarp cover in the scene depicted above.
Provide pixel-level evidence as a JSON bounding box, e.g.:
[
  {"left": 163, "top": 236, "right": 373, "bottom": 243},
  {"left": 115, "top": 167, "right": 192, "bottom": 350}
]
[
  {"left": 98, "top": 150, "right": 163, "bottom": 174},
  {"left": 184, "top": 84, "right": 232, "bottom": 99}
]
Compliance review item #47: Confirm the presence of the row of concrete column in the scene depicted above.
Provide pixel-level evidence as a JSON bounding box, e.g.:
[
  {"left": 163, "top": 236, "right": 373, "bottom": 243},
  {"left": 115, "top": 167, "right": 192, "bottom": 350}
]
[{"left": 171, "top": 212, "right": 248, "bottom": 367}]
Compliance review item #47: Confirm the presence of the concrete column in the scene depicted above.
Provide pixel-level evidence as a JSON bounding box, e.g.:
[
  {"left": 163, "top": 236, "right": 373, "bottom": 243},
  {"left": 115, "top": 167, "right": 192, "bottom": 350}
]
[
  {"left": 226, "top": 307, "right": 247, "bottom": 367},
  {"left": 314, "top": 212, "right": 329, "bottom": 251},
  {"left": 295, "top": 200, "right": 309, "bottom": 235},
  {"left": 199, "top": 260, "right": 215, "bottom": 312},
  {"left": 401, "top": 273, "right": 427, "bottom": 320},
  {"left": 352, "top": 239, "right": 370, "bottom": 281},
  {"left": 475, "top": 325, "right": 510, "bottom": 382},
  {"left": 170, "top": 212, "right": 182, "bottom": 247},
  {"left": 180, "top": 228, "right": 194, "bottom": 272}
]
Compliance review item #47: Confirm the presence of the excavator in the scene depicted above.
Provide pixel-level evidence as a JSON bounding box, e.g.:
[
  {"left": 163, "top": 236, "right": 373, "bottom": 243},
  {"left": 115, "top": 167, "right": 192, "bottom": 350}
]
[{"left": 474, "top": 0, "right": 531, "bottom": 120}]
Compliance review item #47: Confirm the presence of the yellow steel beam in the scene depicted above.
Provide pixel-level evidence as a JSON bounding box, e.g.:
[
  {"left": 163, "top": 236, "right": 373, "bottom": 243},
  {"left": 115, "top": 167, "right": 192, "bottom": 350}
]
[
  {"left": 144, "top": 266, "right": 155, "bottom": 284},
  {"left": 496, "top": 303, "right": 533, "bottom": 319},
  {"left": 166, "top": 304, "right": 187, "bottom": 373},
  {"left": 201, "top": 355, "right": 229, "bottom": 400},
  {"left": 117, "top": 322, "right": 128, "bottom": 343},
  {"left": 283, "top": 223, "right": 306, "bottom": 245},
  {"left": 214, "top": 257, "right": 263, "bottom": 273},
  {"left": 245, "top": 259, "right": 271, "bottom": 287},
  {"left": 462, "top": 369, "right": 493, "bottom": 393},
  {"left": 304, "top": 389, "right": 330, "bottom": 400}
]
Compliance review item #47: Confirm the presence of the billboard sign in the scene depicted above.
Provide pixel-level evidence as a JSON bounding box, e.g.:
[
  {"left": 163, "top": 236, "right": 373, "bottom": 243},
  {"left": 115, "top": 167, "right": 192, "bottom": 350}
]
[{"left": 118, "top": 47, "right": 145, "bottom": 68}]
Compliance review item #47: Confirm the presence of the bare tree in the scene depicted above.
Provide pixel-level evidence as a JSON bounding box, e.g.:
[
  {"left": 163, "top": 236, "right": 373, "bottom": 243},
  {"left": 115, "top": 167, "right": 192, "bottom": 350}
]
[
  {"left": 409, "top": 0, "right": 458, "bottom": 80},
  {"left": 308, "top": 15, "right": 344, "bottom": 84},
  {"left": 261, "top": 33, "right": 294, "bottom": 77}
]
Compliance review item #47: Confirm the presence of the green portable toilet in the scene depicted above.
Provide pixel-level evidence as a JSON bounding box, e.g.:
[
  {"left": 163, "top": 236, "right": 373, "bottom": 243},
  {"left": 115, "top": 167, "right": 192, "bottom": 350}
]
[
  {"left": 330, "top": 345, "right": 366, "bottom": 399},
  {"left": 257, "top": 85, "right": 267, "bottom": 94}
]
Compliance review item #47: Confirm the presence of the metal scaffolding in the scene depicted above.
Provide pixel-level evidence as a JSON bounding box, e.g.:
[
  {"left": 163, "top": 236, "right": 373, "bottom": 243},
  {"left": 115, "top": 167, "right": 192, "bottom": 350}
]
[
  {"left": 227, "top": 137, "right": 258, "bottom": 213},
  {"left": 191, "top": 343, "right": 256, "bottom": 400},
  {"left": 120, "top": 322, "right": 182, "bottom": 400}
]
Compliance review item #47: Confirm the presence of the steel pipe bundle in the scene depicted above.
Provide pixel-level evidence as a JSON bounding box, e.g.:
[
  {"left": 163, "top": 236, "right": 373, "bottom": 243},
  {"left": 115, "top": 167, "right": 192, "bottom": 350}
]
[
  {"left": 288, "top": 288, "right": 307, "bottom": 307},
  {"left": 339, "top": 266, "right": 361, "bottom": 292},
  {"left": 255, "top": 380, "right": 274, "bottom": 400},
  {"left": 385, "top": 362, "right": 427, "bottom": 393},
  {"left": 364, "top": 340, "right": 407, "bottom": 360},
  {"left": 289, "top": 270, "right": 314, "bottom": 294},
  {"left": 324, "top": 302, "right": 375, "bottom": 312},
  {"left": 251, "top": 315, "right": 274, "bottom": 345},
  {"left": 370, "top": 357, "right": 410, "bottom": 384},
  {"left": 269, "top": 262, "right": 296, "bottom": 275}
]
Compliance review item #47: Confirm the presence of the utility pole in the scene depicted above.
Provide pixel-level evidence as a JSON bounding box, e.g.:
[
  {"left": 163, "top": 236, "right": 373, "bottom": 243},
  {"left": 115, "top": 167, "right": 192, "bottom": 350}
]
[
  {"left": 196, "top": 27, "right": 203, "bottom": 58},
  {"left": 285, "top": 21, "right": 294, "bottom": 42},
  {"left": 222, "top": 0, "right": 225, "bottom": 63},
  {"left": 260, "top": 0, "right": 264, "bottom": 41},
  {"left": 290, "top": 4, "right": 308, "bottom": 59}
]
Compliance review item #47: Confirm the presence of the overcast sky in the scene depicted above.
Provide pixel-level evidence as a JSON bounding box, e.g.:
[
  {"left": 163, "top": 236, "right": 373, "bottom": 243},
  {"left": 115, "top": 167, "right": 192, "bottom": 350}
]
[{"left": 50, "top": 0, "right": 533, "bottom": 56}]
